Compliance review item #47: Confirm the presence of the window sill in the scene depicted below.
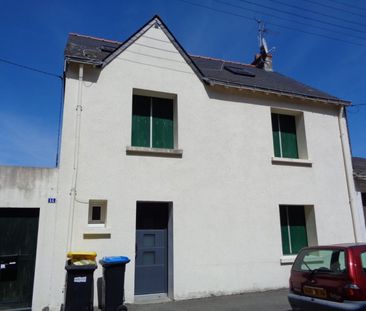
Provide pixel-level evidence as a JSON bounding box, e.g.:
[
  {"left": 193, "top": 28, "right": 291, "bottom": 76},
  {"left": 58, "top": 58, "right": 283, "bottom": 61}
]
[
  {"left": 126, "top": 146, "right": 183, "bottom": 158},
  {"left": 271, "top": 157, "right": 312, "bottom": 167},
  {"left": 87, "top": 223, "right": 106, "bottom": 228},
  {"left": 84, "top": 226, "right": 110, "bottom": 233},
  {"left": 280, "top": 255, "right": 297, "bottom": 265}
]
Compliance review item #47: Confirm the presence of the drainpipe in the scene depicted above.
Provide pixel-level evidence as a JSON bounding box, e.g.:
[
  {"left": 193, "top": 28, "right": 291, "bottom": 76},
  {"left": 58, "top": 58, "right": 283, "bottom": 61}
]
[
  {"left": 66, "top": 64, "right": 84, "bottom": 251},
  {"left": 338, "top": 105, "right": 359, "bottom": 242}
]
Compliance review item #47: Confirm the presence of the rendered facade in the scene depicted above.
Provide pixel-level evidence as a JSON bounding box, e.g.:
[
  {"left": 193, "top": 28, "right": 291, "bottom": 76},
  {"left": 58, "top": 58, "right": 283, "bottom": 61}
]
[{"left": 0, "top": 16, "right": 364, "bottom": 310}]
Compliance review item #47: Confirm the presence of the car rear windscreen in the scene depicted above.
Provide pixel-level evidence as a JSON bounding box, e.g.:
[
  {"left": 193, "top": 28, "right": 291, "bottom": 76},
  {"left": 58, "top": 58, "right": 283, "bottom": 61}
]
[{"left": 293, "top": 249, "right": 346, "bottom": 274}]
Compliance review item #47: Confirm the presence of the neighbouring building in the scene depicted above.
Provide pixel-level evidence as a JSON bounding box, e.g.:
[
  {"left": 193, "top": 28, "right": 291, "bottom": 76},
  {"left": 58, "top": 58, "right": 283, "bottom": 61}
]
[
  {"left": 353, "top": 157, "right": 366, "bottom": 229},
  {"left": 0, "top": 167, "right": 57, "bottom": 310},
  {"left": 0, "top": 16, "right": 364, "bottom": 310}
]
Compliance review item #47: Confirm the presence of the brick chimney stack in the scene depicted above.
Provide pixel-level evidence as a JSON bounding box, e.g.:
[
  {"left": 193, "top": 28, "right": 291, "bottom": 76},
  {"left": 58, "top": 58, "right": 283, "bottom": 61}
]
[{"left": 252, "top": 47, "right": 273, "bottom": 71}]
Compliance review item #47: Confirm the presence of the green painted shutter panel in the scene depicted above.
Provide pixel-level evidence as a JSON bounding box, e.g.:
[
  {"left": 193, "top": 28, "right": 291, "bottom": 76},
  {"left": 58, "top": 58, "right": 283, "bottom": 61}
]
[
  {"left": 132, "top": 95, "right": 151, "bottom": 147},
  {"left": 271, "top": 113, "right": 281, "bottom": 157},
  {"left": 288, "top": 206, "right": 308, "bottom": 254},
  {"left": 279, "top": 114, "right": 298, "bottom": 159},
  {"left": 280, "top": 206, "right": 291, "bottom": 255},
  {"left": 152, "top": 98, "right": 174, "bottom": 149}
]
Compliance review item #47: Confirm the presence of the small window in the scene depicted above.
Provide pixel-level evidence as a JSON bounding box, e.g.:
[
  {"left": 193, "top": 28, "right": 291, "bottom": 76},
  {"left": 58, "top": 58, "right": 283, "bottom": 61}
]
[
  {"left": 280, "top": 205, "right": 308, "bottom": 255},
  {"left": 88, "top": 200, "right": 107, "bottom": 227},
  {"left": 272, "top": 113, "right": 298, "bottom": 159},
  {"left": 132, "top": 94, "right": 174, "bottom": 149},
  {"left": 91, "top": 206, "right": 101, "bottom": 221},
  {"left": 279, "top": 205, "right": 317, "bottom": 256}
]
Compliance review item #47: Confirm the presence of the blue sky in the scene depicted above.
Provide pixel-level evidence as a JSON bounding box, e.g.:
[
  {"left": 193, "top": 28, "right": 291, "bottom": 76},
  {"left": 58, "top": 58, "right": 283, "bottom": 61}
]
[{"left": 0, "top": 0, "right": 365, "bottom": 167}]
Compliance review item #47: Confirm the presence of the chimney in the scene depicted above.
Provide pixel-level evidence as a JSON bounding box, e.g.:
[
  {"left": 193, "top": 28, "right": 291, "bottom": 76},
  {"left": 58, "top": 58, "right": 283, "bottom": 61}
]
[
  {"left": 251, "top": 52, "right": 273, "bottom": 71},
  {"left": 263, "top": 53, "right": 273, "bottom": 71}
]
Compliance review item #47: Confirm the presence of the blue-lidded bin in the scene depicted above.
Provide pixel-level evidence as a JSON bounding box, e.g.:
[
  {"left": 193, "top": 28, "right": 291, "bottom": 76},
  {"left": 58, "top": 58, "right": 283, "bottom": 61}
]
[
  {"left": 99, "top": 256, "right": 130, "bottom": 311},
  {"left": 100, "top": 256, "right": 130, "bottom": 266}
]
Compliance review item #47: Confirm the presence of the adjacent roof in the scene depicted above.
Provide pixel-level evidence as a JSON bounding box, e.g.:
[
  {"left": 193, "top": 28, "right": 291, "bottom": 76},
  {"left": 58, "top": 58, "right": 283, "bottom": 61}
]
[
  {"left": 64, "top": 16, "right": 350, "bottom": 106},
  {"left": 65, "top": 33, "right": 120, "bottom": 66},
  {"left": 353, "top": 157, "right": 366, "bottom": 179}
]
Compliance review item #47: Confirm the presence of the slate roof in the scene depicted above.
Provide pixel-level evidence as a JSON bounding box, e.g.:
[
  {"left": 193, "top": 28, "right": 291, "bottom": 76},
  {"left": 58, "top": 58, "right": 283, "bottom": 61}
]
[
  {"left": 190, "top": 55, "right": 345, "bottom": 104},
  {"left": 65, "top": 33, "right": 120, "bottom": 66},
  {"left": 64, "top": 17, "right": 349, "bottom": 106}
]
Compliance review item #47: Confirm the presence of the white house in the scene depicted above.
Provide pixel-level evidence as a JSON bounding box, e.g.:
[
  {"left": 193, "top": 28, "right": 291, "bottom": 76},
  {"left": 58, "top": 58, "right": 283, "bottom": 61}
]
[{"left": 0, "top": 15, "right": 364, "bottom": 311}]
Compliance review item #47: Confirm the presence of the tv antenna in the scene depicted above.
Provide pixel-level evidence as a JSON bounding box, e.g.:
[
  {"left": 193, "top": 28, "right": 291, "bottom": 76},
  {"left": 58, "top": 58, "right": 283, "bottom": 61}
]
[{"left": 255, "top": 19, "right": 275, "bottom": 54}]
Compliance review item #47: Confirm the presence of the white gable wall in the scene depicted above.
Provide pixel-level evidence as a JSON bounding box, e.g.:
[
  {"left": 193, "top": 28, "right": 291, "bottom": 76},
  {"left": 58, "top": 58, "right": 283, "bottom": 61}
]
[{"left": 52, "top": 24, "right": 356, "bottom": 307}]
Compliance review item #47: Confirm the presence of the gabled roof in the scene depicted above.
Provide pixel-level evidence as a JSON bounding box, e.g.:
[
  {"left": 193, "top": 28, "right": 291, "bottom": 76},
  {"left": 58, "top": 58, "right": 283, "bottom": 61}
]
[
  {"left": 64, "top": 15, "right": 350, "bottom": 106},
  {"left": 65, "top": 15, "right": 204, "bottom": 80}
]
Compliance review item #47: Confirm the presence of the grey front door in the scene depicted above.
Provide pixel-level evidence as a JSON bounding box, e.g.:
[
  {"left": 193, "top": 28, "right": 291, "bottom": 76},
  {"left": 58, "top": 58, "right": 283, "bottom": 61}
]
[
  {"left": 135, "top": 229, "right": 167, "bottom": 295},
  {"left": 0, "top": 208, "right": 39, "bottom": 311}
]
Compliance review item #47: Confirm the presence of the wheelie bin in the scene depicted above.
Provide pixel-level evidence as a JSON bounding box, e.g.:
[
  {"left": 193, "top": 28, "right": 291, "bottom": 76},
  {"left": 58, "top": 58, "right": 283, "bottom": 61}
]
[
  {"left": 63, "top": 252, "right": 97, "bottom": 311},
  {"left": 99, "top": 256, "right": 130, "bottom": 311}
]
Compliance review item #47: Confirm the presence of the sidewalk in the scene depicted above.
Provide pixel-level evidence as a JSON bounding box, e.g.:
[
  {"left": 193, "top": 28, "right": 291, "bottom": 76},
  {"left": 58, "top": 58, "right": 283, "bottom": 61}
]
[{"left": 127, "top": 288, "right": 291, "bottom": 311}]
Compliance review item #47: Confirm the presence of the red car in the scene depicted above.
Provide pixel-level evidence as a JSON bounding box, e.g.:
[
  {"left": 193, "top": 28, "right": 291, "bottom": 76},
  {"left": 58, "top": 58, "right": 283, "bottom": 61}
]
[{"left": 288, "top": 244, "right": 366, "bottom": 310}]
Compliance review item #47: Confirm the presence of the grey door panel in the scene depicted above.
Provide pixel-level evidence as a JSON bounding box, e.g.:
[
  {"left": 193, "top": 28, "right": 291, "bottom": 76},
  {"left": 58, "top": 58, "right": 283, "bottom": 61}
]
[{"left": 135, "top": 229, "right": 167, "bottom": 295}]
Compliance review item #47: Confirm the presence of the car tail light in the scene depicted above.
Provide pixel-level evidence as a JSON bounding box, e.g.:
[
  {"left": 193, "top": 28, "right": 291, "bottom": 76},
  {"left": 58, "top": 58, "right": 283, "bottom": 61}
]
[{"left": 344, "top": 284, "right": 364, "bottom": 300}]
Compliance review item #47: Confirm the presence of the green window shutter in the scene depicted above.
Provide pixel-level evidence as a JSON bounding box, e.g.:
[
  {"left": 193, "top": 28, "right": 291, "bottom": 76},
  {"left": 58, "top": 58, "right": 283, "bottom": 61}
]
[
  {"left": 279, "top": 114, "right": 298, "bottom": 159},
  {"left": 271, "top": 113, "right": 281, "bottom": 157},
  {"left": 152, "top": 98, "right": 174, "bottom": 149},
  {"left": 132, "top": 95, "right": 151, "bottom": 147},
  {"left": 288, "top": 206, "right": 308, "bottom": 254},
  {"left": 280, "top": 206, "right": 291, "bottom": 255}
]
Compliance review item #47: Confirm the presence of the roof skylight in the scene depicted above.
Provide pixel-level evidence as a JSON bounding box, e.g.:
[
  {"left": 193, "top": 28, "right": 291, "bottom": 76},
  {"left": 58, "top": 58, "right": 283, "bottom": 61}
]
[{"left": 224, "top": 65, "right": 255, "bottom": 77}]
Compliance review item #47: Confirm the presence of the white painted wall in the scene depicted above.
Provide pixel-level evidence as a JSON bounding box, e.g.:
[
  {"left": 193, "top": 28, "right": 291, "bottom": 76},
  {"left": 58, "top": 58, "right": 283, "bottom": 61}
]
[
  {"left": 48, "top": 24, "right": 358, "bottom": 309},
  {"left": 0, "top": 166, "right": 58, "bottom": 310}
]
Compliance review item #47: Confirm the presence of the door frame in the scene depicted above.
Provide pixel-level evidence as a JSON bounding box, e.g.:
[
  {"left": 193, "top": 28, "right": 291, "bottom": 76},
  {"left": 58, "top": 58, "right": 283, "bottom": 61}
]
[{"left": 135, "top": 201, "right": 174, "bottom": 299}]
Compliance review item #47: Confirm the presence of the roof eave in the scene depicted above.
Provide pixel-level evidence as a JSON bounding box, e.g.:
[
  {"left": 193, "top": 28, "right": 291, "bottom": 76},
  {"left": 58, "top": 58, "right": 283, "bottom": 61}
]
[
  {"left": 65, "top": 56, "right": 104, "bottom": 67},
  {"left": 202, "top": 77, "right": 351, "bottom": 106}
]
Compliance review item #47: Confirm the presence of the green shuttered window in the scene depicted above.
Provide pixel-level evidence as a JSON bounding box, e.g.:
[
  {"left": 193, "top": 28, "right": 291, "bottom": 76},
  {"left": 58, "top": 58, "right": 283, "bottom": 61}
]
[
  {"left": 280, "top": 205, "right": 308, "bottom": 255},
  {"left": 272, "top": 113, "right": 299, "bottom": 159},
  {"left": 132, "top": 95, "right": 174, "bottom": 149}
]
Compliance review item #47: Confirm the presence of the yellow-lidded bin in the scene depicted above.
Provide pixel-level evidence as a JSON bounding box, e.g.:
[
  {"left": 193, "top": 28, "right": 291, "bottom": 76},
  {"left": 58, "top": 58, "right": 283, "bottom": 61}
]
[
  {"left": 64, "top": 252, "right": 97, "bottom": 310},
  {"left": 67, "top": 252, "right": 97, "bottom": 265}
]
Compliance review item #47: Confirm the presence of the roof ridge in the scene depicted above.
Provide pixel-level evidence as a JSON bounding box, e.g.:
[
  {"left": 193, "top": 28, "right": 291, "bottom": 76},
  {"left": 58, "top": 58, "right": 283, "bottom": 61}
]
[
  {"left": 189, "top": 54, "right": 255, "bottom": 67},
  {"left": 68, "top": 33, "right": 122, "bottom": 45}
]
